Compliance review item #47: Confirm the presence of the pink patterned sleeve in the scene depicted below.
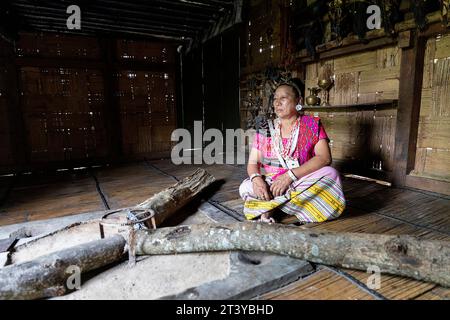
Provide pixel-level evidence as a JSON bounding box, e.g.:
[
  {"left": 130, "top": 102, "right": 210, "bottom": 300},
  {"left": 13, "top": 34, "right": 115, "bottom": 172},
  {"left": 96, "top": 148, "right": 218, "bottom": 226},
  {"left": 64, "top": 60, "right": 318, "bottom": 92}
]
[{"left": 318, "top": 122, "right": 329, "bottom": 142}]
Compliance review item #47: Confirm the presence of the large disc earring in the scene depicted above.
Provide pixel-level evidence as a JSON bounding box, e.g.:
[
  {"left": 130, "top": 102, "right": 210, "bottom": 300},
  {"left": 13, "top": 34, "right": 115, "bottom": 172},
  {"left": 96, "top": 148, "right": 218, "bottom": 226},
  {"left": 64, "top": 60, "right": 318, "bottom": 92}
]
[{"left": 295, "top": 104, "right": 303, "bottom": 111}]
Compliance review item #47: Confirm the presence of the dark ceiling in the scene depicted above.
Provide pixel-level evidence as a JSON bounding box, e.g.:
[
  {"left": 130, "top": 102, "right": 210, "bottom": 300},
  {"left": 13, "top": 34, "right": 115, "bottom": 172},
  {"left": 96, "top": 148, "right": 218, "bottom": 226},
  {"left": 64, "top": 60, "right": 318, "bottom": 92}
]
[{"left": 0, "top": 0, "right": 240, "bottom": 43}]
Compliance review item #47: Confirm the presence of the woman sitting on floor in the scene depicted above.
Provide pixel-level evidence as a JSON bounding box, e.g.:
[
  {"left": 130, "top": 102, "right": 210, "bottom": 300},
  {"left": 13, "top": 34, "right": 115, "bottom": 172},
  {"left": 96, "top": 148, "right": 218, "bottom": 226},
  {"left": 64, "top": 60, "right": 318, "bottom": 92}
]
[{"left": 239, "top": 79, "right": 346, "bottom": 224}]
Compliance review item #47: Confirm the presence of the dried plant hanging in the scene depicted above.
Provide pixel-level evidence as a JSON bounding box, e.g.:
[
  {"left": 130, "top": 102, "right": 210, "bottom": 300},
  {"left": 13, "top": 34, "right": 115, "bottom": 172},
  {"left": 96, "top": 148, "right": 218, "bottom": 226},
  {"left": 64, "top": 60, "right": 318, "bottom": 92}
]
[
  {"left": 411, "top": 0, "right": 441, "bottom": 31},
  {"left": 376, "top": 0, "right": 403, "bottom": 37},
  {"left": 291, "top": 0, "right": 327, "bottom": 58},
  {"left": 351, "top": 0, "right": 372, "bottom": 42},
  {"left": 319, "top": 63, "right": 334, "bottom": 80},
  {"left": 328, "top": 0, "right": 347, "bottom": 43}
]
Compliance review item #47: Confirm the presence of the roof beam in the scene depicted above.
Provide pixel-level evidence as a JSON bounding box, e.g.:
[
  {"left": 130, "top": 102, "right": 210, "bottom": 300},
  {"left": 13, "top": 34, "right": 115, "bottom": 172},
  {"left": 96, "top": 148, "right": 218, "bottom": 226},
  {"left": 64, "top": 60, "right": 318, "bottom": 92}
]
[{"left": 13, "top": 3, "right": 204, "bottom": 32}]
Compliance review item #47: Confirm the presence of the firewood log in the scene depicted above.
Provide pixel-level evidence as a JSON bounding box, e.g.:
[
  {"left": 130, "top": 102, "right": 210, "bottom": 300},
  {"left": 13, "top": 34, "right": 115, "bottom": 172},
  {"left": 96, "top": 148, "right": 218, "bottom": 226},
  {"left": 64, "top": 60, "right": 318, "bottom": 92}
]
[
  {"left": 0, "top": 235, "right": 126, "bottom": 300},
  {"left": 134, "top": 223, "right": 450, "bottom": 288}
]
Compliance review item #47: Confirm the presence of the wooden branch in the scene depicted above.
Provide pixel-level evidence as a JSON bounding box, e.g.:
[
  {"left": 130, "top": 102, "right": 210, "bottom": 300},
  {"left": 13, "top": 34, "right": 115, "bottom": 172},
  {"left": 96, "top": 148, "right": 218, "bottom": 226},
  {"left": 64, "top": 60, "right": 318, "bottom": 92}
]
[
  {"left": 135, "top": 168, "right": 216, "bottom": 227},
  {"left": 0, "top": 235, "right": 126, "bottom": 300},
  {"left": 135, "top": 223, "right": 450, "bottom": 288},
  {"left": 10, "top": 168, "right": 215, "bottom": 264}
]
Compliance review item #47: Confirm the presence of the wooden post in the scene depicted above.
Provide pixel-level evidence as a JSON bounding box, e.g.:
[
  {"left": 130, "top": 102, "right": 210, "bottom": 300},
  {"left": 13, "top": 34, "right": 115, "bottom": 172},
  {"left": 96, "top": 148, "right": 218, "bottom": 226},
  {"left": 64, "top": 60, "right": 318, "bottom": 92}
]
[{"left": 393, "top": 32, "right": 426, "bottom": 187}]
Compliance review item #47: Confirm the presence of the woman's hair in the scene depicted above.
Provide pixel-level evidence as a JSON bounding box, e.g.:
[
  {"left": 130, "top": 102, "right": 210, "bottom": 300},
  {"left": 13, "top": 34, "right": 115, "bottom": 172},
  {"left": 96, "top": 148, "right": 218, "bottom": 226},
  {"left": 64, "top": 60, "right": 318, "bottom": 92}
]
[{"left": 275, "top": 78, "right": 304, "bottom": 99}]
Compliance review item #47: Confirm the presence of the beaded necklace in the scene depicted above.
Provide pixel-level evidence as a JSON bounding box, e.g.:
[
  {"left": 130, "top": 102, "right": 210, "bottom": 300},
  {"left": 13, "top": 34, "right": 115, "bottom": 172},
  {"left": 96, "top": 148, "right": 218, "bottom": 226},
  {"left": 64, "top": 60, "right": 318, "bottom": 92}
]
[{"left": 272, "top": 116, "right": 301, "bottom": 161}]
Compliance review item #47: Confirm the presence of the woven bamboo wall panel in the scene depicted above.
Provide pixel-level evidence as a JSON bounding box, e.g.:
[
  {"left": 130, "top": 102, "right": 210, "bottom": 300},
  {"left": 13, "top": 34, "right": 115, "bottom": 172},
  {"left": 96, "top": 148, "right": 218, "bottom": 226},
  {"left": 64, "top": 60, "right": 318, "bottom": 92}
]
[
  {"left": 306, "top": 109, "right": 397, "bottom": 173},
  {"left": 332, "top": 72, "right": 358, "bottom": 105},
  {"left": 20, "top": 67, "right": 108, "bottom": 162},
  {"left": 305, "top": 45, "right": 401, "bottom": 105},
  {"left": 416, "top": 119, "right": 450, "bottom": 150},
  {"left": 242, "top": 0, "right": 282, "bottom": 74},
  {"left": 0, "top": 33, "right": 179, "bottom": 170},
  {"left": 413, "top": 33, "right": 450, "bottom": 182},
  {"left": 304, "top": 46, "right": 400, "bottom": 174},
  {"left": 116, "top": 40, "right": 176, "bottom": 64},
  {"left": 117, "top": 70, "right": 176, "bottom": 155},
  {"left": 16, "top": 33, "right": 101, "bottom": 59},
  {"left": 151, "top": 125, "right": 175, "bottom": 153},
  {"left": 414, "top": 148, "right": 450, "bottom": 180}
]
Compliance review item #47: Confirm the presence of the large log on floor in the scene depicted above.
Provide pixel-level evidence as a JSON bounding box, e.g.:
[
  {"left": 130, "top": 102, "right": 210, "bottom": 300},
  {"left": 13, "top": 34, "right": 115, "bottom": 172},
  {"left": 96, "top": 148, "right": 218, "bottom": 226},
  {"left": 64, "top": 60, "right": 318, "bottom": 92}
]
[
  {"left": 135, "top": 168, "right": 216, "bottom": 227},
  {"left": 9, "top": 169, "right": 215, "bottom": 265},
  {"left": 134, "top": 223, "right": 450, "bottom": 288},
  {"left": 0, "top": 235, "right": 126, "bottom": 300}
]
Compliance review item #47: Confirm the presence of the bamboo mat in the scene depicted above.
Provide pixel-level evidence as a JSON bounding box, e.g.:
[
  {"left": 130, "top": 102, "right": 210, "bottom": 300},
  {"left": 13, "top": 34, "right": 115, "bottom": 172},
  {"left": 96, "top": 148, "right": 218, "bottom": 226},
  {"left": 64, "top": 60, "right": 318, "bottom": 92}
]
[
  {"left": 0, "top": 170, "right": 104, "bottom": 225},
  {"left": 92, "top": 162, "right": 176, "bottom": 209},
  {"left": 259, "top": 269, "right": 376, "bottom": 300}
]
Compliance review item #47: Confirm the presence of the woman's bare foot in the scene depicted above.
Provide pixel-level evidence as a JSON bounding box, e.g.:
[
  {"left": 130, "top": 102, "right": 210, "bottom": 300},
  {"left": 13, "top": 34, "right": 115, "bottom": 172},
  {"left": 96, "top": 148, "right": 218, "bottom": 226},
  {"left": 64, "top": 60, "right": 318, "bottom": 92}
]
[{"left": 260, "top": 213, "right": 275, "bottom": 224}]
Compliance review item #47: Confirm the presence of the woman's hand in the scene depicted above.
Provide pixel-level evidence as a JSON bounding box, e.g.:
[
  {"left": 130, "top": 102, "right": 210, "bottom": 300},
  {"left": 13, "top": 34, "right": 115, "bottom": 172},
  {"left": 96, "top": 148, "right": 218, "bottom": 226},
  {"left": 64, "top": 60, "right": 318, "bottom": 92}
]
[
  {"left": 270, "top": 173, "right": 292, "bottom": 197},
  {"left": 252, "top": 176, "right": 273, "bottom": 201}
]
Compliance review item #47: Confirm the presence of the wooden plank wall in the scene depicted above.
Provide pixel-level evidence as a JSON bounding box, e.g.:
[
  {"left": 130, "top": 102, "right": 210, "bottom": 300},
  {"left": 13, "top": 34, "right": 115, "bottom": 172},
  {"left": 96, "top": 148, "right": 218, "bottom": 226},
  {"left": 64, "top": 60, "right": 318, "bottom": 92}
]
[
  {"left": 304, "top": 45, "right": 401, "bottom": 178},
  {"left": 305, "top": 45, "right": 401, "bottom": 105},
  {"left": 304, "top": 108, "right": 397, "bottom": 175},
  {"left": 0, "top": 32, "right": 177, "bottom": 172},
  {"left": 413, "top": 33, "right": 450, "bottom": 182}
]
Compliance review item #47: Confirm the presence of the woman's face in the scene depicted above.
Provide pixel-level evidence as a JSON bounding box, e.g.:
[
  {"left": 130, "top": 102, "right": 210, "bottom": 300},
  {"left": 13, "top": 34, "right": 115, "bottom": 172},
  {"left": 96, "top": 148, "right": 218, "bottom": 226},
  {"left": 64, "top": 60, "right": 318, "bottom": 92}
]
[{"left": 273, "top": 85, "right": 299, "bottom": 119}]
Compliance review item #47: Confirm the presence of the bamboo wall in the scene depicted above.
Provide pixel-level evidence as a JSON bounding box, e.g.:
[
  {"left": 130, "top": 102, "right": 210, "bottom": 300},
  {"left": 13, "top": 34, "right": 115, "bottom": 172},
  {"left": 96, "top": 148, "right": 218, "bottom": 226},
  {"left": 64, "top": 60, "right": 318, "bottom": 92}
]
[
  {"left": 117, "top": 71, "right": 176, "bottom": 154},
  {"left": 241, "top": 0, "right": 282, "bottom": 75},
  {"left": 19, "top": 66, "right": 108, "bottom": 162},
  {"left": 413, "top": 33, "right": 450, "bottom": 182},
  {"left": 0, "top": 32, "right": 177, "bottom": 170},
  {"left": 116, "top": 40, "right": 176, "bottom": 155},
  {"left": 239, "top": 0, "right": 294, "bottom": 130},
  {"left": 305, "top": 45, "right": 401, "bottom": 176},
  {"left": 16, "top": 33, "right": 101, "bottom": 59}
]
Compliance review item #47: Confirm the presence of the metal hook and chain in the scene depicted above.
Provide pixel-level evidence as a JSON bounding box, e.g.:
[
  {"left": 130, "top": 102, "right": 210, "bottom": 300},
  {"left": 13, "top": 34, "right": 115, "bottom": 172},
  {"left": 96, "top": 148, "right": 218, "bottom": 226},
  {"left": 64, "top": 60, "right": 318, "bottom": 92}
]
[{"left": 98, "top": 208, "right": 157, "bottom": 267}]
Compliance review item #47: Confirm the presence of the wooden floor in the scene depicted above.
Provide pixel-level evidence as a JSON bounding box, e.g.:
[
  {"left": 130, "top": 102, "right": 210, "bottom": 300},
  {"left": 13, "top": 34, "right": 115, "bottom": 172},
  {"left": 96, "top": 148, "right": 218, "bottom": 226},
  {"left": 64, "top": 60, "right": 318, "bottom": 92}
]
[{"left": 0, "top": 160, "right": 449, "bottom": 300}]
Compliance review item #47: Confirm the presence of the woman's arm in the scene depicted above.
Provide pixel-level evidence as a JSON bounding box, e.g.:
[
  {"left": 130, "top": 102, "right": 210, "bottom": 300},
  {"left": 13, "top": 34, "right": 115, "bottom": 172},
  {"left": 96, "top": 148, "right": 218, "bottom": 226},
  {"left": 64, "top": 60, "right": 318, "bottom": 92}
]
[
  {"left": 291, "top": 139, "right": 332, "bottom": 179},
  {"left": 247, "top": 147, "right": 262, "bottom": 177},
  {"left": 247, "top": 147, "right": 273, "bottom": 201},
  {"left": 270, "top": 139, "right": 332, "bottom": 197}
]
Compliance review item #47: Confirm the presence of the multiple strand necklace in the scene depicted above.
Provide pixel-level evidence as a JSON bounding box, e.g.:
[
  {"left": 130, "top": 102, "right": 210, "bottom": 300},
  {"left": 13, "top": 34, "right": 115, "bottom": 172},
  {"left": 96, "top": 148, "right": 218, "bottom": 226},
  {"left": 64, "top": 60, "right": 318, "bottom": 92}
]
[{"left": 272, "top": 117, "right": 300, "bottom": 161}]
